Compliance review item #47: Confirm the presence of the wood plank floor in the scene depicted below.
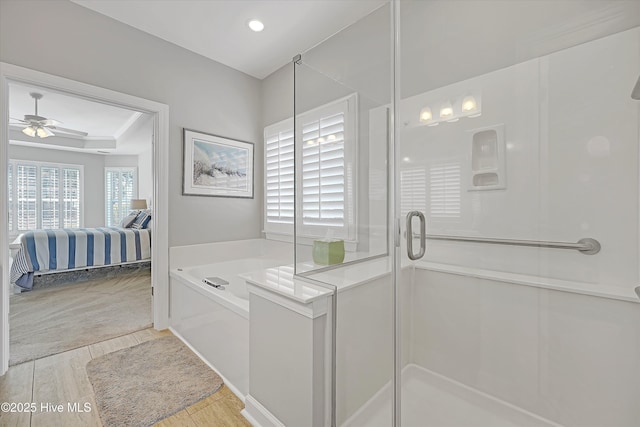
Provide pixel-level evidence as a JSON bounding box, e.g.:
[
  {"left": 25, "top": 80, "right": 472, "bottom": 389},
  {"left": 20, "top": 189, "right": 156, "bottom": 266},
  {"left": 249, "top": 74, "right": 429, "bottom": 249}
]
[{"left": 0, "top": 329, "right": 250, "bottom": 427}]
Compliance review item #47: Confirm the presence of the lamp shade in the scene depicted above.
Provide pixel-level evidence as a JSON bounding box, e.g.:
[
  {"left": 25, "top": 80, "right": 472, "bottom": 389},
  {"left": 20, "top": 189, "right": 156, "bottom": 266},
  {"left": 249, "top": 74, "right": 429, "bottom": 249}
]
[
  {"left": 36, "top": 126, "right": 54, "bottom": 138},
  {"left": 22, "top": 126, "right": 37, "bottom": 137},
  {"left": 130, "top": 199, "right": 148, "bottom": 209}
]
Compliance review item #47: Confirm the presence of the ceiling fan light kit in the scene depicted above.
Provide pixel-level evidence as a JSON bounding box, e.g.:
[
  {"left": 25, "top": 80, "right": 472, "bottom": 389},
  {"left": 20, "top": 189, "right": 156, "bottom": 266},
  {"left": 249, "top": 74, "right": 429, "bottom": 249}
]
[{"left": 11, "top": 92, "right": 88, "bottom": 139}]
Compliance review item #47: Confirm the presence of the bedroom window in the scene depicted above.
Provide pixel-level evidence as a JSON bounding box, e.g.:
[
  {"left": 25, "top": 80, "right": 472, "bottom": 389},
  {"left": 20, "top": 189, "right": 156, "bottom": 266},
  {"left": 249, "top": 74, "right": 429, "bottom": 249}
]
[
  {"left": 8, "top": 160, "right": 83, "bottom": 234},
  {"left": 105, "top": 168, "right": 137, "bottom": 227},
  {"left": 264, "top": 94, "right": 357, "bottom": 241}
]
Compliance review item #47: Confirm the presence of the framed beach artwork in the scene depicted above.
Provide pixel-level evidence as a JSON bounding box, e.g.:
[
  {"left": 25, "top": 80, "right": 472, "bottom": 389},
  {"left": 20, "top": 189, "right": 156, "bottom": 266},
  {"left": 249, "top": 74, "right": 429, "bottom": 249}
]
[{"left": 183, "top": 129, "right": 254, "bottom": 198}]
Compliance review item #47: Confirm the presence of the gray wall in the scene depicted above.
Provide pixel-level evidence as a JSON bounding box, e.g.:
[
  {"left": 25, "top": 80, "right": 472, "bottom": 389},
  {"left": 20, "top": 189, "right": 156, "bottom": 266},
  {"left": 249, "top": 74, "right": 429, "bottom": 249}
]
[
  {"left": 261, "top": 64, "right": 293, "bottom": 128},
  {"left": 8, "top": 145, "right": 105, "bottom": 227},
  {"left": 138, "top": 145, "right": 153, "bottom": 205},
  {"left": 113, "top": 113, "right": 154, "bottom": 203},
  {"left": 1, "top": 0, "right": 263, "bottom": 247}
]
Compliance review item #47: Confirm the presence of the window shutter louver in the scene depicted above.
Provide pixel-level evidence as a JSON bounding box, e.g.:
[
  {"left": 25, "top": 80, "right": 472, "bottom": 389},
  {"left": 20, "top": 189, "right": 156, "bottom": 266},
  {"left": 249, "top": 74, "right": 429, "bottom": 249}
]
[
  {"left": 430, "top": 163, "right": 461, "bottom": 218},
  {"left": 16, "top": 165, "right": 38, "bottom": 231},
  {"left": 263, "top": 94, "right": 356, "bottom": 240},
  {"left": 9, "top": 160, "right": 82, "bottom": 233},
  {"left": 105, "top": 168, "right": 136, "bottom": 227},
  {"left": 8, "top": 164, "right": 12, "bottom": 232},
  {"left": 41, "top": 167, "right": 60, "bottom": 229},
  {"left": 400, "top": 168, "right": 427, "bottom": 217},
  {"left": 63, "top": 168, "right": 81, "bottom": 228},
  {"left": 265, "top": 128, "right": 295, "bottom": 225},
  {"left": 301, "top": 112, "right": 345, "bottom": 228}
]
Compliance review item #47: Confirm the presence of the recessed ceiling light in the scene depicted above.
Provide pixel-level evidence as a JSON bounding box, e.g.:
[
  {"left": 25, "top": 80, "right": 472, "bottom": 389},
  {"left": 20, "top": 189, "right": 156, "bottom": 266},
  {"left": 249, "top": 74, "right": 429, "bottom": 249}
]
[{"left": 248, "top": 19, "right": 264, "bottom": 32}]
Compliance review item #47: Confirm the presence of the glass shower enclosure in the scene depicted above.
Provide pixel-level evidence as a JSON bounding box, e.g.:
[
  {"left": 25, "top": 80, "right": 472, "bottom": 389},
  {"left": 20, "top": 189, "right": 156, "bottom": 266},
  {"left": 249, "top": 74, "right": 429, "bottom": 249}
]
[{"left": 292, "top": 1, "right": 640, "bottom": 426}]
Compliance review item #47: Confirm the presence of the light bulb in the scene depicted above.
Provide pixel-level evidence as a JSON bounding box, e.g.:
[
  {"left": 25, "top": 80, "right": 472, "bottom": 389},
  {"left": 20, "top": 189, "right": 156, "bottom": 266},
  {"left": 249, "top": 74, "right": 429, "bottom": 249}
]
[
  {"left": 317, "top": 137, "right": 325, "bottom": 143},
  {"left": 419, "top": 107, "right": 432, "bottom": 123},
  {"left": 36, "top": 127, "right": 53, "bottom": 138},
  {"left": 248, "top": 19, "right": 264, "bottom": 32},
  {"left": 462, "top": 95, "right": 477, "bottom": 113},
  {"left": 22, "top": 126, "right": 37, "bottom": 137},
  {"left": 327, "top": 134, "right": 336, "bottom": 141},
  {"left": 440, "top": 101, "right": 454, "bottom": 119}
]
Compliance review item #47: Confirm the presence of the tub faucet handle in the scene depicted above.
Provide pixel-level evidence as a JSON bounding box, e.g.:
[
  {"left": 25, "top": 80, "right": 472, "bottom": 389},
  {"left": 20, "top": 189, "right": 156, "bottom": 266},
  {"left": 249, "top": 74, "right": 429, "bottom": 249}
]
[{"left": 203, "top": 277, "right": 228, "bottom": 289}]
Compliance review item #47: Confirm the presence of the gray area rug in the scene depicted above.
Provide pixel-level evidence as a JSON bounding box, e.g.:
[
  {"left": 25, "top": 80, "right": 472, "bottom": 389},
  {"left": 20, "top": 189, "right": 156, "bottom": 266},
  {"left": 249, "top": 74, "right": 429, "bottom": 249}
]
[
  {"left": 10, "top": 270, "right": 152, "bottom": 366},
  {"left": 86, "top": 336, "right": 224, "bottom": 427}
]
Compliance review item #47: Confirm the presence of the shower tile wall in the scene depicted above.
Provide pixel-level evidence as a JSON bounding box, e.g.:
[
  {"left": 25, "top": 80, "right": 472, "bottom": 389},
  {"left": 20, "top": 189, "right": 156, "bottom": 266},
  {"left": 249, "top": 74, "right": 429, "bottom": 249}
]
[{"left": 393, "top": 27, "right": 640, "bottom": 290}]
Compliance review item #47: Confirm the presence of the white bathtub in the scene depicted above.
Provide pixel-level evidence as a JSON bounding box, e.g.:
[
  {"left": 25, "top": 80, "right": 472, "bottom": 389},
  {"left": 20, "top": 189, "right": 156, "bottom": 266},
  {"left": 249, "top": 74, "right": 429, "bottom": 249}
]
[
  {"left": 174, "top": 258, "right": 285, "bottom": 317},
  {"left": 169, "top": 256, "right": 287, "bottom": 400}
]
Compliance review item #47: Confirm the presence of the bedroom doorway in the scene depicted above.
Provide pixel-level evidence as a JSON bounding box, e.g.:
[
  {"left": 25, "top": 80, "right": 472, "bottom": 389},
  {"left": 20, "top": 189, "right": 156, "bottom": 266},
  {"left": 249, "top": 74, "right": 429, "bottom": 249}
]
[{"left": 0, "top": 63, "right": 170, "bottom": 375}]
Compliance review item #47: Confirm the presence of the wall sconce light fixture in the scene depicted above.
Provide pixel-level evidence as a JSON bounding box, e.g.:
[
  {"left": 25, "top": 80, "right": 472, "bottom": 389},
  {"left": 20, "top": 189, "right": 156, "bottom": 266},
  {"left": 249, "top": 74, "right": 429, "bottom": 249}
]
[{"left": 418, "top": 92, "right": 482, "bottom": 127}]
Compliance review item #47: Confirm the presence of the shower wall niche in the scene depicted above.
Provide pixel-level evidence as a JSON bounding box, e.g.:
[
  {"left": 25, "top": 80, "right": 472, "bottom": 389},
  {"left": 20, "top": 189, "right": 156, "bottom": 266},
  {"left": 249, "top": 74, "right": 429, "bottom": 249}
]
[{"left": 469, "top": 124, "right": 505, "bottom": 190}]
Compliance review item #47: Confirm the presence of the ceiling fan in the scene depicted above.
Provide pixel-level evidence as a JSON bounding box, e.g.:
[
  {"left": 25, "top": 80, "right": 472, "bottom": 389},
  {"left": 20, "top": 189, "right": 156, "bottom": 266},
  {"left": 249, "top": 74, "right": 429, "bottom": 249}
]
[{"left": 10, "top": 92, "right": 88, "bottom": 138}]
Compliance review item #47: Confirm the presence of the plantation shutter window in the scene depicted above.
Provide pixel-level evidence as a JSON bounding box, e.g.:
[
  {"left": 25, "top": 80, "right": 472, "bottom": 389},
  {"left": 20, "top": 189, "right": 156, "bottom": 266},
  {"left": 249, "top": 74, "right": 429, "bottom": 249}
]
[
  {"left": 63, "top": 168, "right": 81, "bottom": 228},
  {"left": 301, "top": 112, "right": 345, "bottom": 228},
  {"left": 16, "top": 164, "right": 38, "bottom": 231},
  {"left": 40, "top": 167, "right": 60, "bottom": 229},
  {"left": 8, "top": 164, "right": 12, "bottom": 232},
  {"left": 105, "top": 168, "right": 137, "bottom": 227},
  {"left": 8, "top": 160, "right": 83, "bottom": 234},
  {"left": 430, "top": 163, "right": 461, "bottom": 218},
  {"left": 265, "top": 125, "right": 295, "bottom": 233},
  {"left": 264, "top": 94, "right": 357, "bottom": 240},
  {"left": 400, "top": 168, "right": 427, "bottom": 217}
]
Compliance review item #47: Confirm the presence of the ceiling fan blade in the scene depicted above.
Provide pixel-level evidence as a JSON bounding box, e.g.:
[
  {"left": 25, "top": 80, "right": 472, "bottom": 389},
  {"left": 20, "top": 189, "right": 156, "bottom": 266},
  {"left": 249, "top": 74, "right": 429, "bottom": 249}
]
[
  {"left": 49, "top": 126, "right": 89, "bottom": 137},
  {"left": 41, "top": 118, "right": 62, "bottom": 126},
  {"left": 9, "top": 117, "right": 29, "bottom": 124}
]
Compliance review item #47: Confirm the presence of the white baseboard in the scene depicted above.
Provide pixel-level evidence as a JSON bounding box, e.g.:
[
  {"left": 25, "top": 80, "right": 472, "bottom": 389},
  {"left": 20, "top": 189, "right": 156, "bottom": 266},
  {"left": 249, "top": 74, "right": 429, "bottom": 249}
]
[
  {"left": 242, "top": 394, "right": 286, "bottom": 427},
  {"left": 169, "top": 327, "right": 245, "bottom": 403}
]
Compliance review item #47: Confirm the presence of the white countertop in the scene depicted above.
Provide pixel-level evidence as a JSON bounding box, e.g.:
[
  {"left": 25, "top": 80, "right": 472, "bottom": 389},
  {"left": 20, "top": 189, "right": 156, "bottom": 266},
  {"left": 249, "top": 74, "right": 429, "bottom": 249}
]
[{"left": 240, "top": 265, "right": 333, "bottom": 304}]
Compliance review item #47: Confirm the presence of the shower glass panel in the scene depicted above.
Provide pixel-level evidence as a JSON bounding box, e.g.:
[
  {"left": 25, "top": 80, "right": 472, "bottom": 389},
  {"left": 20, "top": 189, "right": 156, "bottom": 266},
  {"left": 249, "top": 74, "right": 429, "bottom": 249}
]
[
  {"left": 292, "top": 2, "right": 395, "bottom": 426},
  {"left": 392, "top": 1, "right": 640, "bottom": 427},
  {"left": 293, "top": 2, "right": 392, "bottom": 277}
]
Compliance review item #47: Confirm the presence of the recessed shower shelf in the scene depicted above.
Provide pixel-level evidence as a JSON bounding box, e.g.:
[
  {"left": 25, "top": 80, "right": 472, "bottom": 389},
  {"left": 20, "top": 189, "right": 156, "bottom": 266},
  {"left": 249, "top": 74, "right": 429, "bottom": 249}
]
[{"left": 469, "top": 124, "right": 506, "bottom": 190}]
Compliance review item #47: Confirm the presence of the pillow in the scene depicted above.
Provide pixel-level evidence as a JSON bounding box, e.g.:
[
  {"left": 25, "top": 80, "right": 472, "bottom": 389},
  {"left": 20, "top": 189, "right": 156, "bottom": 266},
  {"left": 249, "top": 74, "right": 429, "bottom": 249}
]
[
  {"left": 130, "top": 210, "right": 151, "bottom": 229},
  {"left": 119, "top": 211, "right": 140, "bottom": 228}
]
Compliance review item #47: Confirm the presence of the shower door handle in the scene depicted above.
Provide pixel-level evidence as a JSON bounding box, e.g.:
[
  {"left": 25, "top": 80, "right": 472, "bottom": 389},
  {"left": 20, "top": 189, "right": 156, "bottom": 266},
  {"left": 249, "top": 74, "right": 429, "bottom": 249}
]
[{"left": 406, "top": 211, "right": 426, "bottom": 260}]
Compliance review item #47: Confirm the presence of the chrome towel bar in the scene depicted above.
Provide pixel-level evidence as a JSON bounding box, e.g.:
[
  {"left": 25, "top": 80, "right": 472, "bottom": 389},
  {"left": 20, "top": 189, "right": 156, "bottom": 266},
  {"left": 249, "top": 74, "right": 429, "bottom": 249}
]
[{"left": 411, "top": 233, "right": 601, "bottom": 255}]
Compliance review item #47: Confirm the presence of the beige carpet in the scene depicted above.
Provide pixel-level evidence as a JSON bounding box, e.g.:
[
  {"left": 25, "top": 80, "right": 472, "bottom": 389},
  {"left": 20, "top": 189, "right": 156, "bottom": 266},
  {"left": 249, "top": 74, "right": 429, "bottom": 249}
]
[
  {"left": 10, "top": 270, "right": 152, "bottom": 366},
  {"left": 87, "top": 336, "right": 224, "bottom": 427}
]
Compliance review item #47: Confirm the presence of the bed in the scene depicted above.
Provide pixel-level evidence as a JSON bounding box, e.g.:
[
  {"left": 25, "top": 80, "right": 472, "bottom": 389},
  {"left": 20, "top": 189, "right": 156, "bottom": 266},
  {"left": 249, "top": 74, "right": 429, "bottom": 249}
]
[{"left": 10, "top": 226, "right": 151, "bottom": 290}]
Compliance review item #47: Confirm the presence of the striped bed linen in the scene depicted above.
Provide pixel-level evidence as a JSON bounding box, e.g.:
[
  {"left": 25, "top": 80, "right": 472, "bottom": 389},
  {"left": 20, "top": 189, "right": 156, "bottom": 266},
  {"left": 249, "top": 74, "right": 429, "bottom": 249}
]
[{"left": 10, "top": 227, "right": 151, "bottom": 290}]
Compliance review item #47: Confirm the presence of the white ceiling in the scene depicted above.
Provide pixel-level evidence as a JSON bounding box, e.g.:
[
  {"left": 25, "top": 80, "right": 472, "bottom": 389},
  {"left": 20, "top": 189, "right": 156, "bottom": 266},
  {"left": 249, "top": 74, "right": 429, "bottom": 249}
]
[
  {"left": 9, "top": 83, "right": 151, "bottom": 155},
  {"left": 71, "top": 0, "right": 388, "bottom": 79}
]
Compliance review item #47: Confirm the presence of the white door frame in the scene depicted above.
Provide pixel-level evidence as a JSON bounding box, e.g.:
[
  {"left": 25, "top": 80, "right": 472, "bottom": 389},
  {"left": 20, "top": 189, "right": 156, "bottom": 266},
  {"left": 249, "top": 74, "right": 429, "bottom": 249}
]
[{"left": 0, "top": 62, "right": 170, "bottom": 375}]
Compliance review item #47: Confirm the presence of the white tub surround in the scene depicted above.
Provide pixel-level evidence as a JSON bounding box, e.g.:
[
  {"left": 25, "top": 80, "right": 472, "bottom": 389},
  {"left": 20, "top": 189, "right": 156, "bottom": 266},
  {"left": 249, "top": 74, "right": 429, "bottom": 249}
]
[
  {"left": 170, "top": 263, "right": 252, "bottom": 400},
  {"left": 168, "top": 239, "right": 293, "bottom": 402},
  {"left": 242, "top": 266, "right": 333, "bottom": 427}
]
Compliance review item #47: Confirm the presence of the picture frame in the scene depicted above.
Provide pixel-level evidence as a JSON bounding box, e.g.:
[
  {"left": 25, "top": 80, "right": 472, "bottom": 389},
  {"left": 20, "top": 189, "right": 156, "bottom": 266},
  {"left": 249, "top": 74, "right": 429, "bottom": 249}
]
[{"left": 182, "top": 129, "right": 254, "bottom": 198}]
